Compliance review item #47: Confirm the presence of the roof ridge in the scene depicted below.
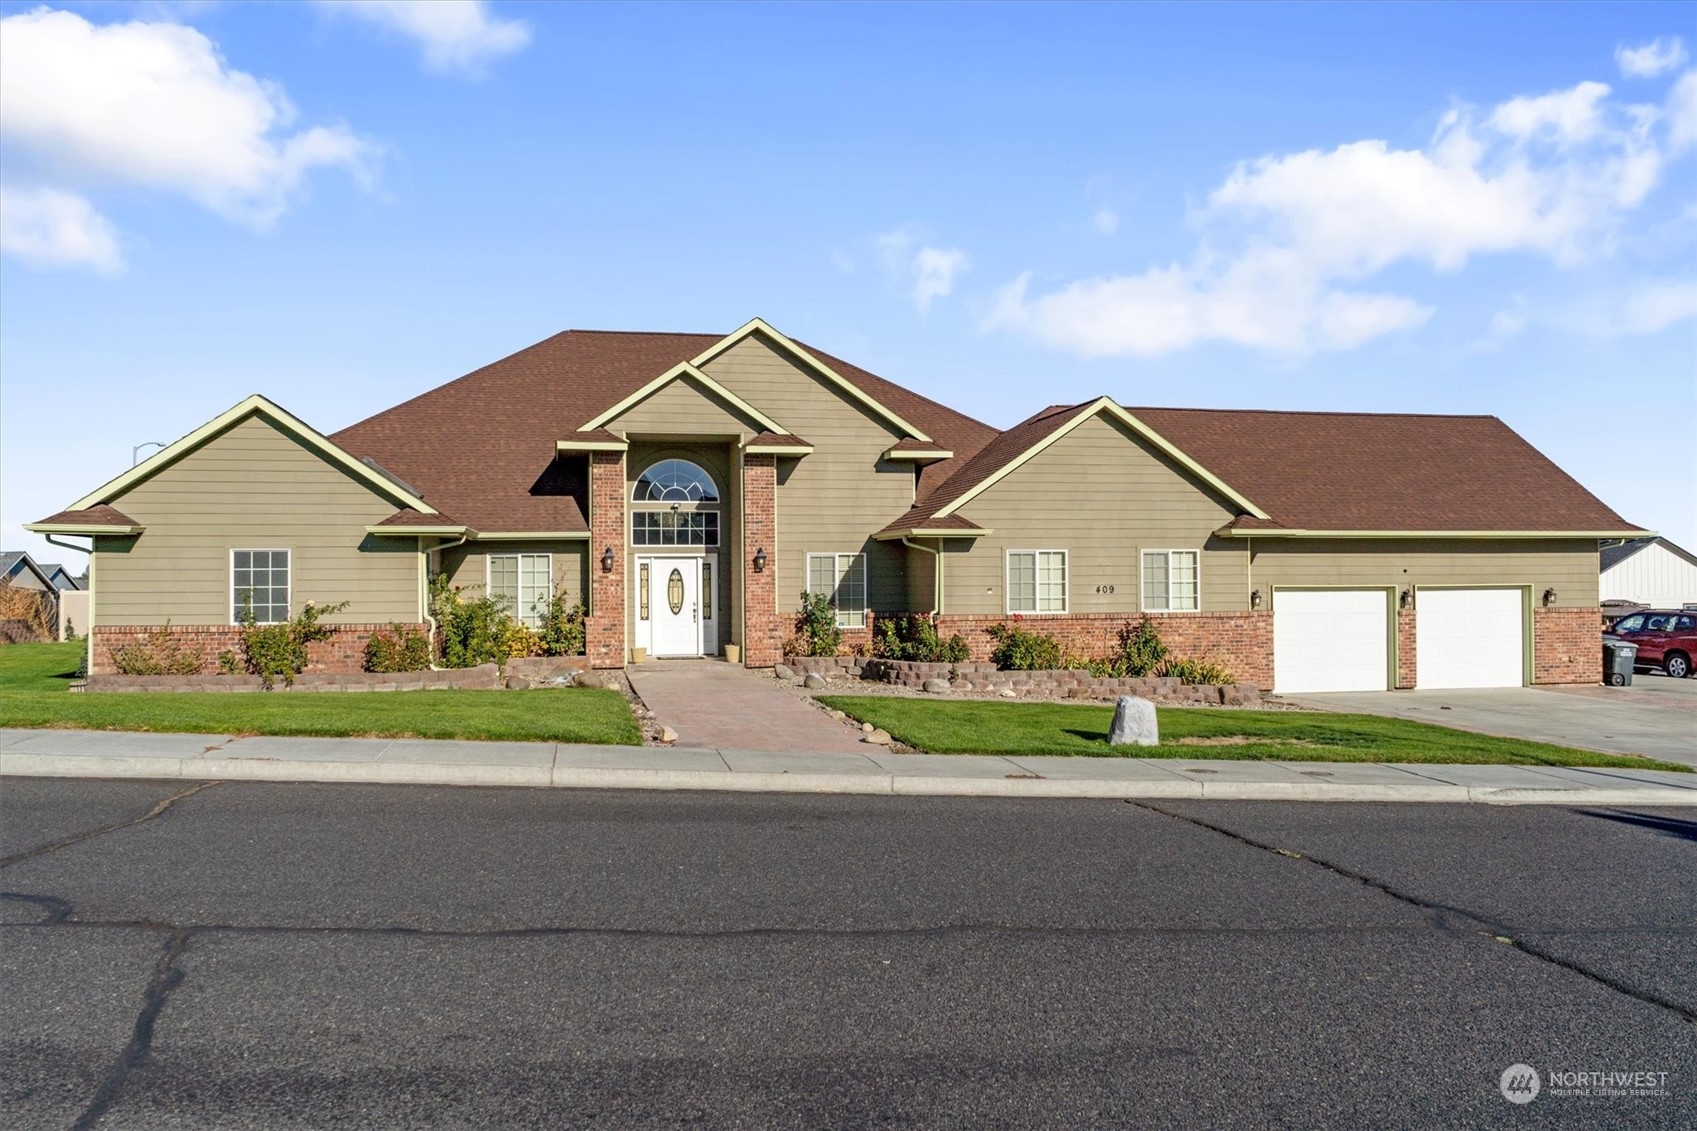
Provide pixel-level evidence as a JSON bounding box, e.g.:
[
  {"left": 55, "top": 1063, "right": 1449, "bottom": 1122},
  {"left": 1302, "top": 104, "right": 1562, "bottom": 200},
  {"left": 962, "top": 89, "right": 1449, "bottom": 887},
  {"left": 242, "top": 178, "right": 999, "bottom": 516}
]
[{"left": 1124, "top": 404, "right": 1503, "bottom": 421}]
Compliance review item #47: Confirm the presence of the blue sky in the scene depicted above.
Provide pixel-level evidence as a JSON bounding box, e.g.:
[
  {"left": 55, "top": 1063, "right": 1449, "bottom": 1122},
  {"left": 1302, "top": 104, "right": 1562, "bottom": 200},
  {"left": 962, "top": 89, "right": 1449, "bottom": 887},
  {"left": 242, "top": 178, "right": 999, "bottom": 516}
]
[{"left": 3, "top": 1, "right": 1694, "bottom": 568}]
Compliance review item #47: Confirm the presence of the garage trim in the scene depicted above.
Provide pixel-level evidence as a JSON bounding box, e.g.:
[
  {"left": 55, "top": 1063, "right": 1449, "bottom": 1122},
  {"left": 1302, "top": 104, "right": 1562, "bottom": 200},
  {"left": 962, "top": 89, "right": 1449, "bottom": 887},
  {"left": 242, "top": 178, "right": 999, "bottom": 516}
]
[
  {"left": 1271, "top": 585, "right": 1398, "bottom": 693},
  {"left": 1412, "top": 584, "right": 1533, "bottom": 688}
]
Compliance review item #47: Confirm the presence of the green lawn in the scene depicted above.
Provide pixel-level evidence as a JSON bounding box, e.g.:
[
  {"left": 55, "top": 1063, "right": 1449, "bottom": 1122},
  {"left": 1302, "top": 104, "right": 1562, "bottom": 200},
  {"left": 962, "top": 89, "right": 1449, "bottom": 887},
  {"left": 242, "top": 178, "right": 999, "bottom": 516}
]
[
  {"left": 816, "top": 695, "right": 1689, "bottom": 771},
  {"left": 0, "top": 642, "right": 642, "bottom": 745}
]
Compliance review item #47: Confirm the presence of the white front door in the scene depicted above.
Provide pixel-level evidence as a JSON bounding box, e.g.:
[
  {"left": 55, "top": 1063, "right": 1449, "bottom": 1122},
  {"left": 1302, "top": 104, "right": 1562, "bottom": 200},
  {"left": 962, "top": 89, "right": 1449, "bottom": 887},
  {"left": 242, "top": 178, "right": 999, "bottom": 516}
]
[
  {"left": 649, "top": 556, "right": 701, "bottom": 657},
  {"left": 1274, "top": 589, "right": 1391, "bottom": 693},
  {"left": 1417, "top": 588, "right": 1525, "bottom": 689}
]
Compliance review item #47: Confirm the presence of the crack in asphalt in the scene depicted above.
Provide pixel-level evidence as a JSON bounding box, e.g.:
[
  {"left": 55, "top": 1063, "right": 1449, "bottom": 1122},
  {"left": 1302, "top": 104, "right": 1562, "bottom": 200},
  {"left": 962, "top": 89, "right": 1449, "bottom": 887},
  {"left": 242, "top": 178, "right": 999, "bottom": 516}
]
[
  {"left": 0, "top": 781, "right": 221, "bottom": 869},
  {"left": 1131, "top": 801, "right": 1697, "bottom": 1024},
  {"left": 70, "top": 928, "right": 189, "bottom": 1131}
]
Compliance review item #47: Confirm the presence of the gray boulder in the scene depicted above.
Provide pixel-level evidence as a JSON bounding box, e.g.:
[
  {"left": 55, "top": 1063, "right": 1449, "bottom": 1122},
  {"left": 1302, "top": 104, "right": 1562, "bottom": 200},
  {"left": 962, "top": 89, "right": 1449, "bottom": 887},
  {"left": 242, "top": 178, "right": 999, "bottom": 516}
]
[
  {"left": 802, "top": 672, "right": 827, "bottom": 690},
  {"left": 773, "top": 663, "right": 795, "bottom": 681},
  {"left": 921, "top": 678, "right": 950, "bottom": 694},
  {"left": 1108, "top": 696, "right": 1159, "bottom": 746},
  {"left": 863, "top": 728, "right": 893, "bottom": 746}
]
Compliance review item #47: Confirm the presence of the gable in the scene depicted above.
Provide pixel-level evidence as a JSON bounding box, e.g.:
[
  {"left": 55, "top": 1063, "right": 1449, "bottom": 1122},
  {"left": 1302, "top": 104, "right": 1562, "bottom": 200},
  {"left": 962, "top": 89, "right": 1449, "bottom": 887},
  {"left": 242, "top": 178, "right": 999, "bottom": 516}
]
[
  {"left": 968, "top": 412, "right": 1240, "bottom": 530},
  {"left": 601, "top": 372, "right": 778, "bottom": 437},
  {"left": 699, "top": 335, "right": 911, "bottom": 444}
]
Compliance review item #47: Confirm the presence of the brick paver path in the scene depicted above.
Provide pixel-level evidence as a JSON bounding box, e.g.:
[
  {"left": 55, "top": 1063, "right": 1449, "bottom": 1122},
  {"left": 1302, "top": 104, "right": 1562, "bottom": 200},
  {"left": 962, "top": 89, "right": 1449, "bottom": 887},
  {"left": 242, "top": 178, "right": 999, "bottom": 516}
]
[{"left": 626, "top": 660, "right": 871, "bottom": 753}]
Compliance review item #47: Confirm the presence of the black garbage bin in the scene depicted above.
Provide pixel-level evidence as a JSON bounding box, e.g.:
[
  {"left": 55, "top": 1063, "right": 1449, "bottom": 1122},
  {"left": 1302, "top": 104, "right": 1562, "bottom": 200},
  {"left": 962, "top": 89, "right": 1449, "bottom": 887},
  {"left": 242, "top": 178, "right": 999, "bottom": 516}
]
[{"left": 1603, "top": 640, "right": 1637, "bottom": 686}]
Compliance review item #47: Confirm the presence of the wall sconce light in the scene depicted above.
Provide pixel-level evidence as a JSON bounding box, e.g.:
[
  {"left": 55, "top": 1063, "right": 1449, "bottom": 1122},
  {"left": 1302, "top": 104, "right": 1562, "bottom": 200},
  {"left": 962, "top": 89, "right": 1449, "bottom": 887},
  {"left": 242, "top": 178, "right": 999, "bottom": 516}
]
[
  {"left": 1249, "top": 589, "right": 1262, "bottom": 609},
  {"left": 601, "top": 546, "right": 615, "bottom": 573},
  {"left": 1542, "top": 588, "right": 1557, "bottom": 607},
  {"left": 753, "top": 547, "right": 768, "bottom": 573},
  {"left": 1399, "top": 587, "right": 1414, "bottom": 609}
]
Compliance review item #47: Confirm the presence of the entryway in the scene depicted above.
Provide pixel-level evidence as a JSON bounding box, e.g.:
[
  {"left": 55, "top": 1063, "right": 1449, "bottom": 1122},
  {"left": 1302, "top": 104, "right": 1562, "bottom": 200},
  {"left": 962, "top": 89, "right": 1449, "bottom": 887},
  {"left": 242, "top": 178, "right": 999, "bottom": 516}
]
[{"left": 637, "top": 554, "right": 717, "bottom": 658}]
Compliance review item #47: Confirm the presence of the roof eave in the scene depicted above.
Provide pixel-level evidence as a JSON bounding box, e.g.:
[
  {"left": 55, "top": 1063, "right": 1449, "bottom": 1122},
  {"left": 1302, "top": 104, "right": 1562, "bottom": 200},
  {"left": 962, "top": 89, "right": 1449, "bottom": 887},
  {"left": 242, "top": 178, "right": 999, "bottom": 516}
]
[
  {"left": 1217, "top": 527, "right": 1658, "bottom": 540},
  {"left": 365, "top": 524, "right": 476, "bottom": 537},
  {"left": 873, "top": 526, "right": 993, "bottom": 541},
  {"left": 556, "top": 438, "right": 629, "bottom": 453},
  {"left": 24, "top": 522, "right": 145, "bottom": 536}
]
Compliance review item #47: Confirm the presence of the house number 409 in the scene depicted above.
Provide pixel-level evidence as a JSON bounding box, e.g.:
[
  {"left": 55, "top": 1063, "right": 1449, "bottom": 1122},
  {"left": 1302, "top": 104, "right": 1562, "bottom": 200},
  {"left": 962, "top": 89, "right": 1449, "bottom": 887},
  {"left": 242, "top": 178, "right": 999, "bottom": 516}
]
[{"left": 1095, "top": 584, "right": 1116, "bottom": 594}]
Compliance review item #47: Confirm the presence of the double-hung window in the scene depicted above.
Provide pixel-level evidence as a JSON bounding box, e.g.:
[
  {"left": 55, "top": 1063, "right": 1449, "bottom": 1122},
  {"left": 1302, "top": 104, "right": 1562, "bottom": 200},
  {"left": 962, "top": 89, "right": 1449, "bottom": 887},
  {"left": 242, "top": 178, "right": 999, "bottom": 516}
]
[
  {"left": 1142, "top": 549, "right": 1200, "bottom": 611},
  {"left": 232, "top": 549, "right": 290, "bottom": 624},
  {"left": 1007, "top": 550, "right": 1067, "bottom": 613},
  {"left": 488, "top": 553, "right": 553, "bottom": 627},
  {"left": 807, "top": 553, "right": 867, "bottom": 628}
]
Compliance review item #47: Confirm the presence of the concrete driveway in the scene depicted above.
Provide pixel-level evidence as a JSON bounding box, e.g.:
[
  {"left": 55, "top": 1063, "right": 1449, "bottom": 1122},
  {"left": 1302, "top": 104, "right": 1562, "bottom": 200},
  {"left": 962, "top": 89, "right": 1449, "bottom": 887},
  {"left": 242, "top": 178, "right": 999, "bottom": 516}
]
[{"left": 1280, "top": 681, "right": 1697, "bottom": 767}]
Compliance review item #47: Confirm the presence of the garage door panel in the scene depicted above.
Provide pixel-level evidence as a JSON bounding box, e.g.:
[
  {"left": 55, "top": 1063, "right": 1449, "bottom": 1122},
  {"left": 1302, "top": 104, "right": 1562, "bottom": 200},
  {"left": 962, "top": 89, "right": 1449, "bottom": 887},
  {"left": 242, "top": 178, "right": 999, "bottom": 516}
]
[
  {"left": 1274, "top": 589, "right": 1390, "bottom": 694},
  {"left": 1417, "top": 588, "right": 1524, "bottom": 690}
]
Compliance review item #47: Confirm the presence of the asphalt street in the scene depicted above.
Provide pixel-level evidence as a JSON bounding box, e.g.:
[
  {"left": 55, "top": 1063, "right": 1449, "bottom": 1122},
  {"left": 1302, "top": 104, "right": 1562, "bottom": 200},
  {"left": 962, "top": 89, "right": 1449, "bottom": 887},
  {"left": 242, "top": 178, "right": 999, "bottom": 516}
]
[{"left": 2, "top": 779, "right": 1692, "bottom": 1129}]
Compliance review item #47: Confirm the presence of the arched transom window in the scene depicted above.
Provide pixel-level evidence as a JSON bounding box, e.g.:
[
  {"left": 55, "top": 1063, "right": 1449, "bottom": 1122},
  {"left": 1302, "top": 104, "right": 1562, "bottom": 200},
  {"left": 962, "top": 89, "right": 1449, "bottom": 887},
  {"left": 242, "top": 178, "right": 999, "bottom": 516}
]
[{"left": 632, "top": 459, "right": 720, "bottom": 546}]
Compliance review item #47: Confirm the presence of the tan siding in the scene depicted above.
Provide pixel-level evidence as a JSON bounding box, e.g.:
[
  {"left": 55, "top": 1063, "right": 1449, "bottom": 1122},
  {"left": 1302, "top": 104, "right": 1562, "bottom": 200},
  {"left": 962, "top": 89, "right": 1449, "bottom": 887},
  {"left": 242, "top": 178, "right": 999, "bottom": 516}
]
[
  {"left": 605, "top": 376, "right": 764, "bottom": 437},
  {"left": 1253, "top": 539, "right": 1600, "bottom": 607},
  {"left": 702, "top": 336, "right": 914, "bottom": 613},
  {"left": 905, "top": 541, "right": 938, "bottom": 612},
  {"left": 941, "top": 413, "right": 1247, "bottom": 615},
  {"left": 94, "top": 415, "right": 418, "bottom": 624},
  {"left": 624, "top": 441, "right": 735, "bottom": 651},
  {"left": 441, "top": 541, "right": 589, "bottom": 608}
]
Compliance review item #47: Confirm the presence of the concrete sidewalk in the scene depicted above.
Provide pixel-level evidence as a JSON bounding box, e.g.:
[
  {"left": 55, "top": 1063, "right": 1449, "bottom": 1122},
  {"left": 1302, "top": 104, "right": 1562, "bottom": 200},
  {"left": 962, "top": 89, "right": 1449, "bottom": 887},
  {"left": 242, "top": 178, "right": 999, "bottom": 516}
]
[{"left": 3, "top": 728, "right": 1694, "bottom": 804}]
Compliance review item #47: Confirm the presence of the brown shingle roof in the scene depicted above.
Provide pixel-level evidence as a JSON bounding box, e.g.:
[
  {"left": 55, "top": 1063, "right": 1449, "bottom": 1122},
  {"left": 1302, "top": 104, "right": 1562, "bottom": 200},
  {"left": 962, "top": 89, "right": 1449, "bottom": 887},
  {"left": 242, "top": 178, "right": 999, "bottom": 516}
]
[
  {"left": 375, "top": 507, "right": 466, "bottom": 528},
  {"left": 1125, "top": 407, "right": 1637, "bottom": 532},
  {"left": 329, "top": 329, "right": 997, "bottom": 534},
  {"left": 745, "top": 430, "right": 814, "bottom": 449},
  {"left": 32, "top": 504, "right": 141, "bottom": 528}
]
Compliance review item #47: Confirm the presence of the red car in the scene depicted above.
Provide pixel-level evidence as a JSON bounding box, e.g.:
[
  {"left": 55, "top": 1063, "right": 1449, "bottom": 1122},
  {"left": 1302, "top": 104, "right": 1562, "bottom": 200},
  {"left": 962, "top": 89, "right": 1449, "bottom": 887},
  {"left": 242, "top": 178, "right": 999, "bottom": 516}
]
[{"left": 1609, "top": 610, "right": 1697, "bottom": 679}]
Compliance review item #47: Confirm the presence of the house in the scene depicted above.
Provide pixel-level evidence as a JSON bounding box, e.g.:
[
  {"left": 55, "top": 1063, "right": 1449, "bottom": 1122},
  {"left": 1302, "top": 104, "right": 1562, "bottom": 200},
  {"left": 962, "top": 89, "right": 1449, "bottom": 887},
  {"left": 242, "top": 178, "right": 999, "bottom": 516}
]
[
  {"left": 28, "top": 318, "right": 1650, "bottom": 692},
  {"left": 2, "top": 550, "right": 55, "bottom": 592},
  {"left": 0, "top": 550, "right": 60, "bottom": 643},
  {"left": 38, "top": 563, "right": 84, "bottom": 591},
  {"left": 1600, "top": 537, "right": 1697, "bottom": 612}
]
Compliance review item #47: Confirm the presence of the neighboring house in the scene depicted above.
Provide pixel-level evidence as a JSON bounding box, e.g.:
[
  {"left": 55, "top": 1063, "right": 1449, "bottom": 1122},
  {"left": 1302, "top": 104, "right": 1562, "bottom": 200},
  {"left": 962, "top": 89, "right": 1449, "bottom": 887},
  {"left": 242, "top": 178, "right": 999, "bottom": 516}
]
[
  {"left": 38, "top": 563, "right": 84, "bottom": 591},
  {"left": 1600, "top": 537, "right": 1697, "bottom": 611},
  {"left": 0, "top": 550, "right": 59, "bottom": 643},
  {"left": 38, "top": 561, "right": 90, "bottom": 642},
  {"left": 28, "top": 318, "right": 1650, "bottom": 691}
]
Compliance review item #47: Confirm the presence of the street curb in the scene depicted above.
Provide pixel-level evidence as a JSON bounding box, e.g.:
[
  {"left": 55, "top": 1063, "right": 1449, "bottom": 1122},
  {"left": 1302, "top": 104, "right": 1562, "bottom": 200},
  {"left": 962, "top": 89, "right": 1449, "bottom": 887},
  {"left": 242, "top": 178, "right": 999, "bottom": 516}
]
[{"left": 5, "top": 751, "right": 1695, "bottom": 805}]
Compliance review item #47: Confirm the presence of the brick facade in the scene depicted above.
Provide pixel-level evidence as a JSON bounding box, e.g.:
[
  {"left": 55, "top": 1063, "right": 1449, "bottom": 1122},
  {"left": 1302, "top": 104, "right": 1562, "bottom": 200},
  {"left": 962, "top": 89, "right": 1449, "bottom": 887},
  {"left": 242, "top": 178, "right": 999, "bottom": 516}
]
[
  {"left": 91, "top": 623, "right": 429, "bottom": 676},
  {"left": 740, "top": 454, "right": 785, "bottom": 666},
  {"left": 586, "top": 450, "right": 627, "bottom": 668},
  {"left": 929, "top": 611, "right": 1275, "bottom": 690},
  {"left": 1533, "top": 606, "right": 1603, "bottom": 685},
  {"left": 1396, "top": 608, "right": 1417, "bottom": 689}
]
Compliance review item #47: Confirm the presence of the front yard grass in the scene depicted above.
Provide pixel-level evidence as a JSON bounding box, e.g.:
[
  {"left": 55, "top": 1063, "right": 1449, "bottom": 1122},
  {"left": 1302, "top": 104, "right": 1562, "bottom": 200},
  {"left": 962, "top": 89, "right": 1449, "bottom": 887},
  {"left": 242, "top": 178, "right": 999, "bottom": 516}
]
[
  {"left": 816, "top": 695, "right": 1689, "bottom": 772},
  {"left": 0, "top": 642, "right": 642, "bottom": 745}
]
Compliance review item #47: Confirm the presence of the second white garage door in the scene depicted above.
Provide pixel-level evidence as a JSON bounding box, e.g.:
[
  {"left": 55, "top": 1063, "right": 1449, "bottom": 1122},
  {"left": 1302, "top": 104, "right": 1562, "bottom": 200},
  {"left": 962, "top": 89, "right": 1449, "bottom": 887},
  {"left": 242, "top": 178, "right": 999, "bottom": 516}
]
[
  {"left": 1274, "top": 589, "right": 1390, "bottom": 693},
  {"left": 1417, "top": 588, "right": 1525, "bottom": 689}
]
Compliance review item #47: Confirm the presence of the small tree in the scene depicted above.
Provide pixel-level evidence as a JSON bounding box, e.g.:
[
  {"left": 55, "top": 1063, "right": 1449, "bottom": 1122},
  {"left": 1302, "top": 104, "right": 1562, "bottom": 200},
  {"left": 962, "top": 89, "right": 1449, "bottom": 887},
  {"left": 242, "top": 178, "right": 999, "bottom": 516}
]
[
  {"left": 236, "top": 598, "right": 350, "bottom": 687},
  {"left": 792, "top": 590, "right": 842, "bottom": 657}
]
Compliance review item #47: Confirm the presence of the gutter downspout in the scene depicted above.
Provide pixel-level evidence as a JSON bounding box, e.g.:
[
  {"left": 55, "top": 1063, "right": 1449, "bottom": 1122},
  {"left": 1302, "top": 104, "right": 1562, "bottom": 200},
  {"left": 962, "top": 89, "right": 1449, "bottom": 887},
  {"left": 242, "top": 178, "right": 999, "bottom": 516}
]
[
  {"left": 901, "top": 537, "right": 941, "bottom": 616},
  {"left": 422, "top": 533, "right": 471, "bottom": 668},
  {"left": 41, "top": 533, "right": 93, "bottom": 671}
]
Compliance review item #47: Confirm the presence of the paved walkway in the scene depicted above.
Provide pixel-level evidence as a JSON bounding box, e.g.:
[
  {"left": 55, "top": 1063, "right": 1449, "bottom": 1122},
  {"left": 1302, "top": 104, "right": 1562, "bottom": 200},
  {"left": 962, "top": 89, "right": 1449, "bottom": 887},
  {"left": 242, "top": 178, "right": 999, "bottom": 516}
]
[
  {"left": 4, "top": 728, "right": 1695, "bottom": 804},
  {"left": 626, "top": 659, "right": 870, "bottom": 753},
  {"left": 1281, "top": 686, "right": 1697, "bottom": 768}
]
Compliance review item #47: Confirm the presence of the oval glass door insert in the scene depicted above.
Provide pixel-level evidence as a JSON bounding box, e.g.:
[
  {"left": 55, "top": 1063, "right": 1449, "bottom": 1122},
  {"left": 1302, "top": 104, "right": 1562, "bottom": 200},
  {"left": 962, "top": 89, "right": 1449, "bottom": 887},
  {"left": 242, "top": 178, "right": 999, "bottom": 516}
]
[{"left": 667, "top": 568, "right": 684, "bottom": 615}]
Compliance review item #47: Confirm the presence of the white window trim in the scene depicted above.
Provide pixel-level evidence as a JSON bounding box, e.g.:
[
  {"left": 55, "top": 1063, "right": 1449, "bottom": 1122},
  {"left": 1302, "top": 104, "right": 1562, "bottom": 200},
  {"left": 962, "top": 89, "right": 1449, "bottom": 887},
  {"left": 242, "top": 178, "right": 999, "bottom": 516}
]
[
  {"left": 1141, "top": 548, "right": 1202, "bottom": 613},
  {"left": 230, "top": 548, "right": 291, "bottom": 625},
  {"left": 1005, "top": 549, "right": 1069, "bottom": 615},
  {"left": 486, "top": 552, "right": 554, "bottom": 628},
  {"left": 806, "top": 552, "right": 868, "bottom": 629}
]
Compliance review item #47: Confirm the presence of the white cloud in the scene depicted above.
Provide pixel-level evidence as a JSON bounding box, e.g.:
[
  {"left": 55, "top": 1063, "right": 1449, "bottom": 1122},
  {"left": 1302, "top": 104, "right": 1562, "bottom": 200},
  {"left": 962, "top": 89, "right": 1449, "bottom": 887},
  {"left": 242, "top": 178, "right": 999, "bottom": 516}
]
[
  {"left": 0, "top": 7, "right": 376, "bottom": 241},
  {"left": 1092, "top": 207, "right": 1120, "bottom": 235},
  {"left": 1612, "top": 279, "right": 1697, "bottom": 334},
  {"left": 878, "top": 228, "right": 971, "bottom": 313},
  {"left": 1616, "top": 37, "right": 1688, "bottom": 79},
  {"left": 316, "top": 1, "right": 530, "bottom": 77},
  {"left": 989, "top": 75, "right": 1693, "bottom": 358},
  {"left": 0, "top": 184, "right": 124, "bottom": 274}
]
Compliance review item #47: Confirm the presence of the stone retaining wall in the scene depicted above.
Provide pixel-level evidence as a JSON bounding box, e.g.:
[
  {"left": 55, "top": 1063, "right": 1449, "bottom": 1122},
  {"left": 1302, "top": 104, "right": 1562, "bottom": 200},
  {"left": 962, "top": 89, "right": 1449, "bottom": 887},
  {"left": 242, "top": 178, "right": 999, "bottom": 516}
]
[
  {"left": 782, "top": 655, "right": 1260, "bottom": 705},
  {"left": 82, "top": 664, "right": 503, "bottom": 693}
]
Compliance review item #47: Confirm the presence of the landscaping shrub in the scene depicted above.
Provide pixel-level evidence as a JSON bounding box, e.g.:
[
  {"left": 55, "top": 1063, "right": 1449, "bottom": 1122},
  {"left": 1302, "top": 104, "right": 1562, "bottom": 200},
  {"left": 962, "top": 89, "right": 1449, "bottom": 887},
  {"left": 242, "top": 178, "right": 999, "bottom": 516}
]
[
  {"left": 791, "top": 590, "right": 842, "bottom": 657},
  {"left": 111, "top": 624, "right": 205, "bottom": 676},
  {"left": 237, "top": 599, "right": 350, "bottom": 687},
  {"left": 874, "top": 614, "right": 969, "bottom": 663},
  {"left": 1088, "top": 617, "right": 1170, "bottom": 678},
  {"left": 364, "top": 623, "right": 433, "bottom": 673},
  {"left": 1159, "top": 655, "right": 1234, "bottom": 685},
  {"left": 429, "top": 573, "right": 560, "bottom": 668},
  {"left": 987, "top": 620, "right": 1067, "bottom": 671},
  {"left": 537, "top": 594, "right": 587, "bottom": 656}
]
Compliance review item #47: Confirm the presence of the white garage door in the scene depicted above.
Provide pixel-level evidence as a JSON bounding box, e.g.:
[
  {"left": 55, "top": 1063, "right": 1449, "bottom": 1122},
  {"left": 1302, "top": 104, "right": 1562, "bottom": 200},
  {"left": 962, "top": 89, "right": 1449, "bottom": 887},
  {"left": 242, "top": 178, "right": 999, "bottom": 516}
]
[
  {"left": 1417, "top": 588, "right": 1525, "bottom": 689},
  {"left": 1274, "top": 590, "right": 1390, "bottom": 693}
]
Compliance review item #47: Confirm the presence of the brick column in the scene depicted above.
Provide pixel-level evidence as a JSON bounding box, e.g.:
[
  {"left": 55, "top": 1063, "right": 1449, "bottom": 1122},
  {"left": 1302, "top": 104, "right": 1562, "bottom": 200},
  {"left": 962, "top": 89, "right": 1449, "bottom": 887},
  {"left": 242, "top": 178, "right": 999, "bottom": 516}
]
[
  {"left": 586, "top": 450, "right": 627, "bottom": 668},
  {"left": 1534, "top": 606, "right": 1602, "bottom": 684},
  {"left": 741, "top": 454, "right": 784, "bottom": 667},
  {"left": 1395, "top": 608, "right": 1417, "bottom": 688}
]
